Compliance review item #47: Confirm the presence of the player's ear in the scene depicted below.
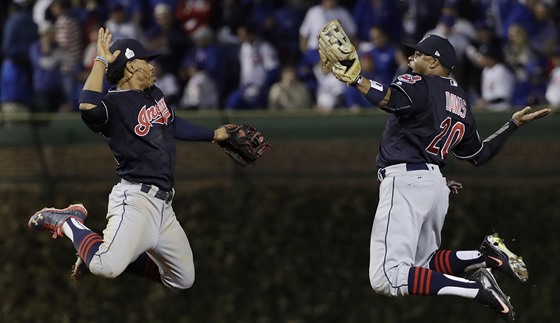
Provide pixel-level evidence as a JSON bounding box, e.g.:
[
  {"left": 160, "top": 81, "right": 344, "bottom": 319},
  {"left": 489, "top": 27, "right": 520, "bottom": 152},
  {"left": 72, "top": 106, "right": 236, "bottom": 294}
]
[{"left": 125, "top": 61, "right": 134, "bottom": 73}]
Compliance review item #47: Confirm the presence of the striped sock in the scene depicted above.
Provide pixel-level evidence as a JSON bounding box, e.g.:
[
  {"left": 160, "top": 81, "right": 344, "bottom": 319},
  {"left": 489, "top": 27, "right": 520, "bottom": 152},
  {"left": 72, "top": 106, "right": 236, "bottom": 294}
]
[
  {"left": 123, "top": 253, "right": 162, "bottom": 284},
  {"left": 429, "top": 250, "right": 485, "bottom": 275},
  {"left": 408, "top": 267, "right": 479, "bottom": 298},
  {"left": 66, "top": 219, "right": 103, "bottom": 266}
]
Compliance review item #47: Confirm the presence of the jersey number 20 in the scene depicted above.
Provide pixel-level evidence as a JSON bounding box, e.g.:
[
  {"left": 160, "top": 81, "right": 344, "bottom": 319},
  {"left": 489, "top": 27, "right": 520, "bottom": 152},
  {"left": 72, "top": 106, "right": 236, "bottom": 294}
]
[{"left": 426, "top": 117, "right": 465, "bottom": 158}]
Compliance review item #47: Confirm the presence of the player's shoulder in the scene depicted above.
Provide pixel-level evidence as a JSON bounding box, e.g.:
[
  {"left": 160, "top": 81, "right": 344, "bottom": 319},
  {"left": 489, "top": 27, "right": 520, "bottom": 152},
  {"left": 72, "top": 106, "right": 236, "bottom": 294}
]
[{"left": 393, "top": 73, "right": 425, "bottom": 86}]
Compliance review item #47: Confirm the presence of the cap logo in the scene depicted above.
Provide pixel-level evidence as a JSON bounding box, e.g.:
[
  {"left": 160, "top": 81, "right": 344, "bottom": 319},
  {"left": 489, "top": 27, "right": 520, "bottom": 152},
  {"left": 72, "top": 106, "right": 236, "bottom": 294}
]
[
  {"left": 125, "top": 48, "right": 135, "bottom": 59},
  {"left": 435, "top": 50, "right": 441, "bottom": 57}
]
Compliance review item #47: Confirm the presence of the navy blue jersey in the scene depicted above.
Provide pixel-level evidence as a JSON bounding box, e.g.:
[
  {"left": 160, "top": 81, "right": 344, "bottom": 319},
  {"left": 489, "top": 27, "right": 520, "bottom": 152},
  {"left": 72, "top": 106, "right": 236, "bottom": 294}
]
[
  {"left": 83, "top": 87, "right": 177, "bottom": 190},
  {"left": 377, "top": 73, "right": 483, "bottom": 168}
]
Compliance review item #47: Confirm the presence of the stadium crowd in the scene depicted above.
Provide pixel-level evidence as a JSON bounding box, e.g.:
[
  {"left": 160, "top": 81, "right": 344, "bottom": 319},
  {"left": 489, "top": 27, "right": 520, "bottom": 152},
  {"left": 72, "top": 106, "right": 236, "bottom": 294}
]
[{"left": 1, "top": 0, "right": 559, "bottom": 116}]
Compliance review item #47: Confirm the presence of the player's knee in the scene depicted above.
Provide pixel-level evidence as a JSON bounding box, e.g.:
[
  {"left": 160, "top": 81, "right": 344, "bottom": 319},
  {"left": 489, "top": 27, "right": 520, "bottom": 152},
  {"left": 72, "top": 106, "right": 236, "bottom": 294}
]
[
  {"left": 369, "top": 267, "right": 401, "bottom": 297},
  {"left": 370, "top": 276, "right": 393, "bottom": 296},
  {"left": 164, "top": 268, "right": 195, "bottom": 290},
  {"left": 89, "top": 262, "right": 125, "bottom": 279},
  {"left": 176, "top": 275, "right": 194, "bottom": 290}
]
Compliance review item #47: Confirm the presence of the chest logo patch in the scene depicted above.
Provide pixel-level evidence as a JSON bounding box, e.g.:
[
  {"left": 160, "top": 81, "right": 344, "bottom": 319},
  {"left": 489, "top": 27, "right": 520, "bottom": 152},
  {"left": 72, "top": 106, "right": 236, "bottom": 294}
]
[
  {"left": 134, "top": 98, "right": 171, "bottom": 136},
  {"left": 397, "top": 74, "right": 422, "bottom": 84}
]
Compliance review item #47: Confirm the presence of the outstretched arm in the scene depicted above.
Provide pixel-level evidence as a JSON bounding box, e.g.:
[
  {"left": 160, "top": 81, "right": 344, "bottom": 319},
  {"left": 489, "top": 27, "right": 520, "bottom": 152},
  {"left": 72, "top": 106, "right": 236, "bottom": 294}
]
[
  {"left": 173, "top": 116, "right": 229, "bottom": 142},
  {"left": 463, "top": 106, "right": 552, "bottom": 166}
]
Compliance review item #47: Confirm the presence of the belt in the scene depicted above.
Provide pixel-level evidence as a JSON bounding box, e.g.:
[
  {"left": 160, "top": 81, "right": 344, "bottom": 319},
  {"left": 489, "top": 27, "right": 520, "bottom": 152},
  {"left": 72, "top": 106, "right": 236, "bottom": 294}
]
[
  {"left": 140, "top": 184, "right": 174, "bottom": 202},
  {"left": 118, "top": 178, "right": 174, "bottom": 202},
  {"left": 378, "top": 163, "right": 433, "bottom": 181}
]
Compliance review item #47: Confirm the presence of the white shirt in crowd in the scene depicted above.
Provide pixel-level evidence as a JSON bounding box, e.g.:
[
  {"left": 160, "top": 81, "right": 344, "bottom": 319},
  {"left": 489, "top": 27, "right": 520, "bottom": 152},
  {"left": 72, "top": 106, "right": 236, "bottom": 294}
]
[
  {"left": 239, "top": 40, "right": 279, "bottom": 87},
  {"left": 299, "top": 4, "right": 356, "bottom": 51},
  {"left": 481, "top": 62, "right": 514, "bottom": 111},
  {"left": 545, "top": 67, "right": 560, "bottom": 109}
]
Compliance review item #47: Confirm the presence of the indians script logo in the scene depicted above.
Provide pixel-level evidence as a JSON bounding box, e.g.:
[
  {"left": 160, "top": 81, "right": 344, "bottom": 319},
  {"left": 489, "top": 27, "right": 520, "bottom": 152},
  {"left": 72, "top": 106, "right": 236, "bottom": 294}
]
[{"left": 134, "top": 98, "right": 171, "bottom": 136}]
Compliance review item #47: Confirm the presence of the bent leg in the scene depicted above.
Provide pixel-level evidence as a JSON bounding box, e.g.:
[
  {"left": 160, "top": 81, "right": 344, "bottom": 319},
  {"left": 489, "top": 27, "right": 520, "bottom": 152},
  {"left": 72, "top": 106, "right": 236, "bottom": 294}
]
[{"left": 149, "top": 204, "right": 195, "bottom": 289}]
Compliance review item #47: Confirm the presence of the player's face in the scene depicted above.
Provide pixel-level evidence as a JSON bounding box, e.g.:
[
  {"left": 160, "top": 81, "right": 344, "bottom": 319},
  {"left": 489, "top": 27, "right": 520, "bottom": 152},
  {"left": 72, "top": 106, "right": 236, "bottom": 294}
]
[
  {"left": 408, "top": 51, "right": 435, "bottom": 74},
  {"left": 132, "top": 59, "right": 155, "bottom": 89}
]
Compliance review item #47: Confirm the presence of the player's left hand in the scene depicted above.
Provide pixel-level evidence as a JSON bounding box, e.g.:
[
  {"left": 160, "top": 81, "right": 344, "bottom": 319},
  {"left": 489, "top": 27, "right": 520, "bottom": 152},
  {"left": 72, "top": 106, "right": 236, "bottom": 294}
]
[
  {"left": 512, "top": 106, "right": 551, "bottom": 126},
  {"left": 447, "top": 180, "right": 463, "bottom": 194}
]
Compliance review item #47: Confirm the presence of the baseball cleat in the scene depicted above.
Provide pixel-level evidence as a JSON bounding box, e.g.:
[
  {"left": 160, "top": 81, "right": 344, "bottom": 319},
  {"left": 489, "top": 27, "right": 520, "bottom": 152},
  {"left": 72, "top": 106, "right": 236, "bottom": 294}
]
[
  {"left": 480, "top": 233, "right": 528, "bottom": 283},
  {"left": 471, "top": 268, "right": 515, "bottom": 322},
  {"left": 70, "top": 255, "right": 89, "bottom": 281},
  {"left": 28, "top": 204, "right": 88, "bottom": 239}
]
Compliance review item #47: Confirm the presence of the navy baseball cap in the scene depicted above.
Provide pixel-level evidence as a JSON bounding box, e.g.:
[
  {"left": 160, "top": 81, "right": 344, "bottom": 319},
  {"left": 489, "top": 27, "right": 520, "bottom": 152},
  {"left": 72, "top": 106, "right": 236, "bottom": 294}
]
[
  {"left": 404, "top": 34, "right": 457, "bottom": 70},
  {"left": 109, "top": 38, "right": 160, "bottom": 63}
]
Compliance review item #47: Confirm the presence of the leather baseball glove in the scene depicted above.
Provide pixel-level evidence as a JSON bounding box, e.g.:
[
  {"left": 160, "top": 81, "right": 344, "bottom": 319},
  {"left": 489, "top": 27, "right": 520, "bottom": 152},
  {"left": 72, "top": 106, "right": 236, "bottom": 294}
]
[
  {"left": 218, "top": 124, "right": 270, "bottom": 167},
  {"left": 317, "top": 19, "right": 361, "bottom": 85}
]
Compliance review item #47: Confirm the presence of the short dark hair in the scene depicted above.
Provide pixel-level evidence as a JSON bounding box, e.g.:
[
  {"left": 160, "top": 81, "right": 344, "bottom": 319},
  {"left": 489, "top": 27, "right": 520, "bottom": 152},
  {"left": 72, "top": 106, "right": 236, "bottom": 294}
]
[{"left": 106, "top": 59, "right": 127, "bottom": 85}]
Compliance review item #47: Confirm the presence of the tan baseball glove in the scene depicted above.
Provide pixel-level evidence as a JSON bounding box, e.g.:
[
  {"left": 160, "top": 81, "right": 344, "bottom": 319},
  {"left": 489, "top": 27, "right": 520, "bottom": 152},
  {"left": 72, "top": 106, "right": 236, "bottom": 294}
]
[{"left": 317, "top": 19, "right": 361, "bottom": 85}]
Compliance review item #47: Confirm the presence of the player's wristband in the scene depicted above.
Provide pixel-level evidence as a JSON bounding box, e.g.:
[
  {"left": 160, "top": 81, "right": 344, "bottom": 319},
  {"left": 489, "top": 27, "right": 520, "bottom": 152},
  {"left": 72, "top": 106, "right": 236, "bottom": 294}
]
[
  {"left": 509, "top": 119, "right": 520, "bottom": 128},
  {"left": 94, "top": 56, "right": 109, "bottom": 68},
  {"left": 363, "top": 80, "right": 388, "bottom": 105},
  {"left": 350, "top": 75, "right": 363, "bottom": 87},
  {"left": 79, "top": 90, "right": 104, "bottom": 106}
]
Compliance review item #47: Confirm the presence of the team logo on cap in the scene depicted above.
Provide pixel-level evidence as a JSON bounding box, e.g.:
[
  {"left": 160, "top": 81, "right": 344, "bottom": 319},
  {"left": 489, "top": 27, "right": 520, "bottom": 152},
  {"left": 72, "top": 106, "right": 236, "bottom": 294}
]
[
  {"left": 125, "top": 48, "right": 135, "bottom": 59},
  {"left": 435, "top": 51, "right": 440, "bottom": 57}
]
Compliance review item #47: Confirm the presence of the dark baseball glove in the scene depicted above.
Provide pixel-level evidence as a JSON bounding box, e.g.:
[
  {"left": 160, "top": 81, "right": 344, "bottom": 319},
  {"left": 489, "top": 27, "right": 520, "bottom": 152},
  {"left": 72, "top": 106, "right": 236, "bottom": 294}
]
[{"left": 218, "top": 124, "right": 270, "bottom": 167}]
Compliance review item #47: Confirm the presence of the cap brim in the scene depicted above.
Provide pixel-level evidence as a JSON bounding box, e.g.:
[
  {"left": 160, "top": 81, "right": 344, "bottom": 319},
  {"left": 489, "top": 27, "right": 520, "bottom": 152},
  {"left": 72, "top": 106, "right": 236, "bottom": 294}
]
[{"left": 403, "top": 43, "right": 427, "bottom": 56}]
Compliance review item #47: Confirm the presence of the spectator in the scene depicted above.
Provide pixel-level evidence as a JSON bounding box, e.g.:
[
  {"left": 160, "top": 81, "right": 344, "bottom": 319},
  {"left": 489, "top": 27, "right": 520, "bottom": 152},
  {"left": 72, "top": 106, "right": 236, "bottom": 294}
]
[
  {"left": 179, "top": 26, "right": 223, "bottom": 95},
  {"left": 268, "top": 65, "right": 312, "bottom": 110},
  {"left": 463, "top": 20, "right": 501, "bottom": 102},
  {"left": 401, "top": 0, "right": 445, "bottom": 42},
  {"left": 545, "top": 47, "right": 560, "bottom": 109},
  {"left": 50, "top": 0, "right": 84, "bottom": 112},
  {"left": 528, "top": 0, "right": 559, "bottom": 56},
  {"left": 362, "top": 25, "right": 398, "bottom": 85},
  {"left": 299, "top": 0, "right": 356, "bottom": 64},
  {"left": 153, "top": 60, "right": 182, "bottom": 109},
  {"left": 104, "top": 3, "right": 145, "bottom": 42},
  {"left": 225, "top": 23, "right": 280, "bottom": 110},
  {"left": 474, "top": 44, "right": 515, "bottom": 111},
  {"left": 352, "top": 0, "right": 403, "bottom": 43},
  {"left": 503, "top": 23, "right": 546, "bottom": 106},
  {"left": 1, "top": 0, "right": 38, "bottom": 122},
  {"left": 314, "top": 64, "right": 345, "bottom": 111},
  {"left": 180, "top": 61, "right": 220, "bottom": 110},
  {"left": 214, "top": 0, "right": 249, "bottom": 44},
  {"left": 298, "top": 0, "right": 356, "bottom": 105},
  {"left": 29, "top": 21, "right": 65, "bottom": 114},
  {"left": 265, "top": 1, "right": 305, "bottom": 63},
  {"left": 146, "top": 3, "right": 192, "bottom": 75},
  {"left": 476, "top": 0, "right": 517, "bottom": 38},
  {"left": 175, "top": 0, "right": 212, "bottom": 35}
]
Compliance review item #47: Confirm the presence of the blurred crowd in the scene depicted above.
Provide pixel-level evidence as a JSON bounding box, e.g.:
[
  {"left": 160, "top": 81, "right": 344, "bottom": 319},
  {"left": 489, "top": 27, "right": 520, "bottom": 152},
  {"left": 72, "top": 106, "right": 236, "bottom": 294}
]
[{"left": 1, "top": 0, "right": 559, "bottom": 117}]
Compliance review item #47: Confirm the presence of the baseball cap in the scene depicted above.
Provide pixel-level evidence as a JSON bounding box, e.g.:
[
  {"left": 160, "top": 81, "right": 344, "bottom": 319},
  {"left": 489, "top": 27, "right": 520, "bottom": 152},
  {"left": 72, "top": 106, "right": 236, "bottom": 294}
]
[
  {"left": 109, "top": 38, "right": 160, "bottom": 64},
  {"left": 404, "top": 34, "right": 457, "bottom": 70}
]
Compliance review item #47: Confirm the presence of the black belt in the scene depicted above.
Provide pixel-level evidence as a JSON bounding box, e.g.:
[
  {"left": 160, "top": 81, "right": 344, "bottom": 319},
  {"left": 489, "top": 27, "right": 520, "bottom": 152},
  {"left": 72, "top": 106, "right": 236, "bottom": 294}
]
[
  {"left": 378, "top": 163, "right": 430, "bottom": 180},
  {"left": 405, "top": 163, "right": 429, "bottom": 171},
  {"left": 118, "top": 178, "right": 174, "bottom": 202},
  {"left": 140, "top": 184, "right": 174, "bottom": 202}
]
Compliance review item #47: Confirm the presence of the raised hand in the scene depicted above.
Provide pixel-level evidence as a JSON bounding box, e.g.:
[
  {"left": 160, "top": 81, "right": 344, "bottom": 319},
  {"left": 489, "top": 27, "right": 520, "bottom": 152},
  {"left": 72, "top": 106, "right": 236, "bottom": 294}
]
[{"left": 97, "top": 28, "right": 120, "bottom": 64}]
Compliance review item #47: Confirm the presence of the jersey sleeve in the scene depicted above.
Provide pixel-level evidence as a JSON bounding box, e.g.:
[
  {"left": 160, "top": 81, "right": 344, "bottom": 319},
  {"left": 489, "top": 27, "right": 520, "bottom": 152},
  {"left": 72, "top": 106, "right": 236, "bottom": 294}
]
[
  {"left": 452, "top": 116, "right": 484, "bottom": 160},
  {"left": 386, "top": 74, "right": 430, "bottom": 115},
  {"left": 80, "top": 102, "right": 109, "bottom": 134}
]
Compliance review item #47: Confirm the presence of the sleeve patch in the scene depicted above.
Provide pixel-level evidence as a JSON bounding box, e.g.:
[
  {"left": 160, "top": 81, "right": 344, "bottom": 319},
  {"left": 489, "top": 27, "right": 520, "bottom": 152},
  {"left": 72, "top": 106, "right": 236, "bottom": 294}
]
[{"left": 397, "top": 74, "right": 422, "bottom": 84}]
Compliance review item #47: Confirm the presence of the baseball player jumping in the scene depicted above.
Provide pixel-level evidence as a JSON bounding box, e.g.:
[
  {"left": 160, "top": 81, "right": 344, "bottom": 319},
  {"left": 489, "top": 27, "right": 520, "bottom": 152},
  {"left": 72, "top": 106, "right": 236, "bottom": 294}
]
[
  {"left": 319, "top": 20, "right": 550, "bottom": 322},
  {"left": 27, "top": 28, "right": 233, "bottom": 289}
]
